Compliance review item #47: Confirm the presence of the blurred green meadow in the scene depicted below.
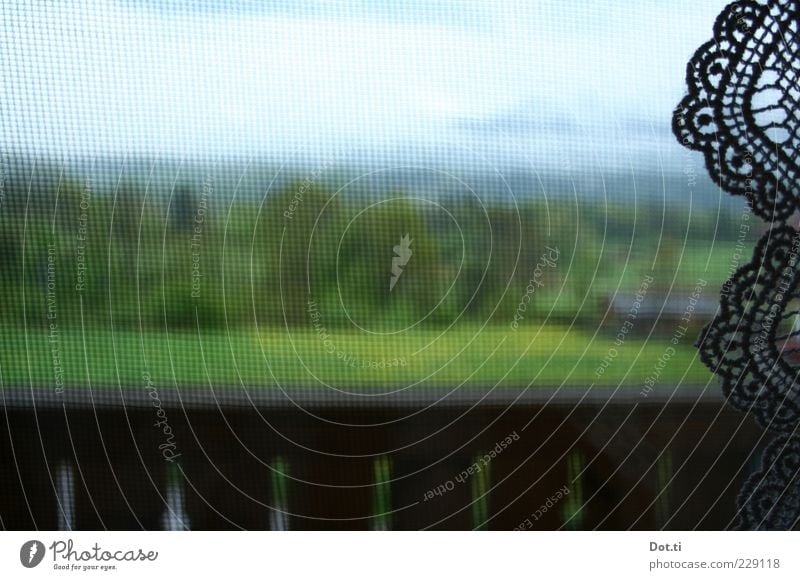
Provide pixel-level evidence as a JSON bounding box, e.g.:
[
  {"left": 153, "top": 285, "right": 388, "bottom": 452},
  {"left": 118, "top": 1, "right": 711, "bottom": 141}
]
[
  {"left": 3, "top": 326, "right": 709, "bottom": 388},
  {"left": 0, "top": 167, "right": 757, "bottom": 389}
]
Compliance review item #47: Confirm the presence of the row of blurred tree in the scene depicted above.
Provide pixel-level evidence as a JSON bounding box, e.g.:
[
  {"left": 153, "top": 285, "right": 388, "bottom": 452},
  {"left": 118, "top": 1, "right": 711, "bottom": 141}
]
[{"left": 0, "top": 173, "right": 748, "bottom": 330}]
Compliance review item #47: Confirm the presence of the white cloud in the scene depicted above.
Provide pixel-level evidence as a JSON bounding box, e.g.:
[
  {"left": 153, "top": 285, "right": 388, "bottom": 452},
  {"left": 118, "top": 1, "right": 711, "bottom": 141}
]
[{"left": 0, "top": 0, "right": 728, "bottom": 169}]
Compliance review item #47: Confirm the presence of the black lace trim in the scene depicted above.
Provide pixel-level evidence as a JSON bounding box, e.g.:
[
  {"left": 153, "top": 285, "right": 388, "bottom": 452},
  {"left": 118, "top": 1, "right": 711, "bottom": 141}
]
[
  {"left": 675, "top": 0, "right": 800, "bottom": 529},
  {"left": 697, "top": 225, "right": 800, "bottom": 528},
  {"left": 736, "top": 433, "right": 800, "bottom": 529},
  {"left": 697, "top": 225, "right": 800, "bottom": 433},
  {"left": 673, "top": 0, "right": 800, "bottom": 222}
]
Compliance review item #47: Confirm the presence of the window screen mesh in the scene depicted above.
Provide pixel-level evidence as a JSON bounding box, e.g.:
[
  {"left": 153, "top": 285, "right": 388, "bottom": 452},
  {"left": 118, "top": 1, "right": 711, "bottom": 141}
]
[{"left": 0, "top": 0, "right": 779, "bottom": 530}]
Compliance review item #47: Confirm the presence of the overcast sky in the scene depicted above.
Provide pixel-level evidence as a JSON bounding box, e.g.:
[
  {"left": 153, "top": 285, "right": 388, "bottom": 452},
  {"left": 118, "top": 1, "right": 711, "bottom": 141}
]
[{"left": 1, "top": 0, "right": 729, "bottom": 170}]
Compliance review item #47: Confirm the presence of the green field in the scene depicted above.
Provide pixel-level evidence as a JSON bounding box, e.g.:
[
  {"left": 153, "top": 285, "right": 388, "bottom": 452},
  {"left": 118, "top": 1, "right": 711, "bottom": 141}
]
[
  {"left": 0, "top": 172, "right": 752, "bottom": 392},
  {"left": 0, "top": 325, "right": 711, "bottom": 388}
]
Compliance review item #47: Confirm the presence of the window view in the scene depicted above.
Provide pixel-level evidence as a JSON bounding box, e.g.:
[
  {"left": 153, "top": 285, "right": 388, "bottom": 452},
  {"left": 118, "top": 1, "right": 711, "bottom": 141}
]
[{"left": 1, "top": 0, "right": 796, "bottom": 542}]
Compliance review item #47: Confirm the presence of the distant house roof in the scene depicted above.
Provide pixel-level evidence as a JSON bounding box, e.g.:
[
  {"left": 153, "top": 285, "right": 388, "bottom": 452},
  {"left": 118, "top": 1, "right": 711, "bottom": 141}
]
[{"left": 607, "top": 291, "right": 718, "bottom": 319}]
